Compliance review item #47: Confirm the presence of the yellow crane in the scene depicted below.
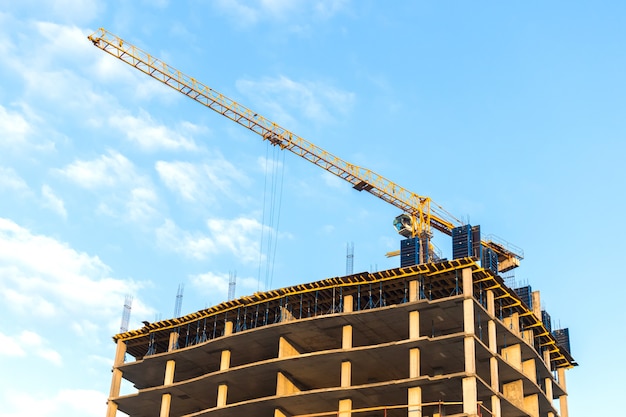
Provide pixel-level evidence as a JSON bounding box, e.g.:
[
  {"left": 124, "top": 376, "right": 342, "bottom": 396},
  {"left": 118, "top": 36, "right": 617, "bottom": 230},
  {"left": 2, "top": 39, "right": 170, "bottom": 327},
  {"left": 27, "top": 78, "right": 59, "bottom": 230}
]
[{"left": 88, "top": 28, "right": 523, "bottom": 272}]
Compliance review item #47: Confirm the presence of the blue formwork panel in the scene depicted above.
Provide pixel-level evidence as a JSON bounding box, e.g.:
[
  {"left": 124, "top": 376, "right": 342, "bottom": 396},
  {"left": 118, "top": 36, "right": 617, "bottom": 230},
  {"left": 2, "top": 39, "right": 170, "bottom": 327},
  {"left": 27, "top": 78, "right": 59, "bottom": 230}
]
[
  {"left": 452, "top": 225, "right": 472, "bottom": 259},
  {"left": 514, "top": 285, "right": 533, "bottom": 309},
  {"left": 542, "top": 310, "right": 552, "bottom": 332},
  {"left": 400, "top": 237, "right": 431, "bottom": 267},
  {"left": 400, "top": 237, "right": 419, "bottom": 268},
  {"left": 553, "top": 328, "right": 571, "bottom": 354},
  {"left": 452, "top": 224, "right": 482, "bottom": 259},
  {"left": 482, "top": 247, "right": 499, "bottom": 274}
]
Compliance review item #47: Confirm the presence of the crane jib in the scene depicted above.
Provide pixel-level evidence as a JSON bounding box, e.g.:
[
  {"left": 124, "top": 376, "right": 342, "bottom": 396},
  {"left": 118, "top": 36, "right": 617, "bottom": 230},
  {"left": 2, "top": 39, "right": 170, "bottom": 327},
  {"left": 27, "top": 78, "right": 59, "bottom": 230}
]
[{"left": 88, "top": 28, "right": 524, "bottom": 264}]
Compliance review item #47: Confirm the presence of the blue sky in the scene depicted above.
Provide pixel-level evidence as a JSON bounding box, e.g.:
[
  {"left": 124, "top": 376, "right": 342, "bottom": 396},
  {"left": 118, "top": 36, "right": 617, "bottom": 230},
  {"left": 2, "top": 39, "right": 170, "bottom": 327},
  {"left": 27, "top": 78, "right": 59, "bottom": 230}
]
[{"left": 0, "top": 1, "right": 624, "bottom": 416}]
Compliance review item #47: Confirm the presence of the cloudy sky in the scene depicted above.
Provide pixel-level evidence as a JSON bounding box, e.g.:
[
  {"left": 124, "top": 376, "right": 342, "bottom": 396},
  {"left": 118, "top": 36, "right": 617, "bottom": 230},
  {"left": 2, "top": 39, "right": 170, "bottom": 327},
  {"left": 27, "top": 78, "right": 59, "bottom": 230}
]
[{"left": 1, "top": 1, "right": 625, "bottom": 416}]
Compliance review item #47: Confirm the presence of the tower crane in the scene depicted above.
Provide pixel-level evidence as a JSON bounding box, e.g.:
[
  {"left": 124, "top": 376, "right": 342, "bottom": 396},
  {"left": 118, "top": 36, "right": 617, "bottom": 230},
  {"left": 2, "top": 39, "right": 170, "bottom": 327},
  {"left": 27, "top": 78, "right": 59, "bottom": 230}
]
[{"left": 88, "top": 28, "right": 523, "bottom": 272}]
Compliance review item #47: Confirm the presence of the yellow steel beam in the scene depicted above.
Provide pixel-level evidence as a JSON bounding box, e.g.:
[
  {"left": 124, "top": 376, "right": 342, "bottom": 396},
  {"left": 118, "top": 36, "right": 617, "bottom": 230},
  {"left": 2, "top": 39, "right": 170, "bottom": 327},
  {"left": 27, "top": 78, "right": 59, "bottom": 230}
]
[{"left": 87, "top": 28, "right": 524, "bottom": 263}]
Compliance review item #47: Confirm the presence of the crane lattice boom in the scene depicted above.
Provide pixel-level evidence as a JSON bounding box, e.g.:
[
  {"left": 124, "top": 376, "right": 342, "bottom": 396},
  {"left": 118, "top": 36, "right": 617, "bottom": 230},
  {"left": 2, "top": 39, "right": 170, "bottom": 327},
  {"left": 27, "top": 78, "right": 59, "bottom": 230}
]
[{"left": 88, "top": 28, "right": 523, "bottom": 267}]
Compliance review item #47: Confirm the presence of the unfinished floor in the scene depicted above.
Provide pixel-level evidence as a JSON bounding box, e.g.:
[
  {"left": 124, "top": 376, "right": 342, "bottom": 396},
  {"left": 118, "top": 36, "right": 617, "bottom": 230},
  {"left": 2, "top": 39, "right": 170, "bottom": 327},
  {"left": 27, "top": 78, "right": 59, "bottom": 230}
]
[{"left": 105, "top": 257, "right": 575, "bottom": 417}]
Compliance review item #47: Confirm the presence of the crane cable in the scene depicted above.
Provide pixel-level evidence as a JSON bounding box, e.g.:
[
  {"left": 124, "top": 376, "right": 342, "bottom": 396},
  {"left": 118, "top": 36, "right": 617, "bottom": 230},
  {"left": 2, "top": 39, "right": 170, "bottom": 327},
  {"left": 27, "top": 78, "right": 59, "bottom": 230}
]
[{"left": 257, "top": 140, "right": 286, "bottom": 291}]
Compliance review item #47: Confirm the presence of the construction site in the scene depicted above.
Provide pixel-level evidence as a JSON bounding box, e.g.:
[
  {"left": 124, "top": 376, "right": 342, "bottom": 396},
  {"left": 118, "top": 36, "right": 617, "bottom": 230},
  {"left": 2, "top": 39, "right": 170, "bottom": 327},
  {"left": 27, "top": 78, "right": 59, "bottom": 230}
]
[{"left": 90, "top": 28, "right": 577, "bottom": 417}]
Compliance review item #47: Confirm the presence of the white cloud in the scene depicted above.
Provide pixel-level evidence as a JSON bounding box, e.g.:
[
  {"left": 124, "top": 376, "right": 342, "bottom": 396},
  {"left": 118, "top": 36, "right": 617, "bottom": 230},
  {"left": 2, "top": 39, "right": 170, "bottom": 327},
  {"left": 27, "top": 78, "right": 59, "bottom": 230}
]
[
  {"left": 256, "top": 155, "right": 284, "bottom": 175},
  {"left": 155, "top": 161, "right": 200, "bottom": 201},
  {"left": 207, "top": 217, "right": 263, "bottom": 263},
  {"left": 236, "top": 75, "right": 354, "bottom": 127},
  {"left": 191, "top": 271, "right": 261, "bottom": 303},
  {"left": 17, "top": 330, "right": 62, "bottom": 366},
  {"left": 215, "top": 0, "right": 260, "bottom": 26},
  {"left": 142, "top": 0, "right": 169, "bottom": 9},
  {"left": 321, "top": 170, "right": 348, "bottom": 190},
  {"left": 109, "top": 110, "right": 199, "bottom": 151},
  {"left": 313, "top": 0, "right": 350, "bottom": 19},
  {"left": 191, "top": 271, "right": 230, "bottom": 299},
  {"left": 155, "top": 158, "right": 249, "bottom": 204},
  {"left": 0, "top": 166, "right": 29, "bottom": 192},
  {"left": 58, "top": 150, "right": 137, "bottom": 190},
  {"left": 58, "top": 151, "right": 161, "bottom": 223},
  {"left": 4, "top": 0, "right": 103, "bottom": 25},
  {"left": 0, "top": 331, "right": 26, "bottom": 357},
  {"left": 0, "top": 330, "right": 62, "bottom": 366},
  {"left": 41, "top": 185, "right": 67, "bottom": 219},
  {"left": 0, "top": 103, "right": 58, "bottom": 153},
  {"left": 156, "top": 219, "right": 217, "bottom": 260},
  {"left": 0, "top": 105, "right": 32, "bottom": 147},
  {"left": 33, "top": 22, "right": 94, "bottom": 68},
  {"left": 156, "top": 216, "right": 265, "bottom": 263},
  {"left": 0, "top": 218, "right": 147, "bottom": 322},
  {"left": 126, "top": 186, "right": 159, "bottom": 222},
  {"left": 214, "top": 0, "right": 349, "bottom": 26},
  {"left": 2, "top": 388, "right": 106, "bottom": 417}
]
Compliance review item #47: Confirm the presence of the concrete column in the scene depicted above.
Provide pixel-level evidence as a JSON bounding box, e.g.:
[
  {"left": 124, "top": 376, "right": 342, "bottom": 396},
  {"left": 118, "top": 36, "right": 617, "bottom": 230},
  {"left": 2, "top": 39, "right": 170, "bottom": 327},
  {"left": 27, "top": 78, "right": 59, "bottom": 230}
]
[
  {"left": 557, "top": 367, "right": 567, "bottom": 390},
  {"left": 110, "top": 370, "right": 124, "bottom": 391},
  {"left": 486, "top": 290, "right": 495, "bottom": 316},
  {"left": 338, "top": 398, "right": 352, "bottom": 417},
  {"left": 521, "top": 329, "right": 534, "bottom": 347},
  {"left": 409, "top": 310, "right": 420, "bottom": 340},
  {"left": 106, "top": 340, "right": 127, "bottom": 417},
  {"left": 105, "top": 403, "right": 119, "bottom": 417},
  {"left": 217, "top": 384, "right": 228, "bottom": 407},
  {"left": 164, "top": 360, "right": 176, "bottom": 385},
  {"left": 409, "top": 279, "right": 419, "bottom": 302},
  {"left": 559, "top": 395, "right": 569, "bottom": 417},
  {"left": 159, "top": 393, "right": 172, "bottom": 417},
  {"left": 220, "top": 350, "right": 231, "bottom": 371},
  {"left": 158, "top": 359, "right": 177, "bottom": 417},
  {"left": 503, "top": 380, "right": 524, "bottom": 410},
  {"left": 543, "top": 349, "right": 552, "bottom": 369},
  {"left": 342, "top": 325, "right": 352, "bottom": 349},
  {"left": 491, "top": 395, "right": 502, "bottom": 417},
  {"left": 280, "top": 305, "right": 294, "bottom": 322},
  {"left": 113, "top": 339, "right": 126, "bottom": 366},
  {"left": 545, "top": 377, "right": 553, "bottom": 401},
  {"left": 217, "top": 321, "right": 231, "bottom": 409},
  {"left": 522, "top": 358, "right": 536, "bottom": 383},
  {"left": 523, "top": 394, "right": 539, "bottom": 417},
  {"left": 465, "top": 337, "right": 476, "bottom": 374},
  {"left": 462, "top": 376, "right": 478, "bottom": 415},
  {"left": 343, "top": 294, "right": 353, "bottom": 312},
  {"left": 168, "top": 331, "right": 179, "bottom": 352},
  {"left": 462, "top": 267, "right": 473, "bottom": 297},
  {"left": 341, "top": 361, "right": 351, "bottom": 387},
  {"left": 464, "top": 299, "right": 475, "bottom": 335},
  {"left": 408, "top": 386, "right": 422, "bottom": 417},
  {"left": 531, "top": 291, "right": 541, "bottom": 319},
  {"left": 224, "top": 320, "right": 234, "bottom": 336},
  {"left": 106, "top": 370, "right": 122, "bottom": 417},
  {"left": 409, "top": 348, "right": 420, "bottom": 378},
  {"left": 278, "top": 336, "right": 300, "bottom": 358},
  {"left": 488, "top": 320, "right": 497, "bottom": 352},
  {"left": 557, "top": 367, "right": 569, "bottom": 417},
  {"left": 501, "top": 344, "right": 522, "bottom": 370},
  {"left": 490, "top": 357, "right": 499, "bottom": 392},
  {"left": 276, "top": 372, "right": 300, "bottom": 395},
  {"left": 503, "top": 312, "right": 520, "bottom": 337},
  {"left": 463, "top": 284, "right": 477, "bottom": 380}
]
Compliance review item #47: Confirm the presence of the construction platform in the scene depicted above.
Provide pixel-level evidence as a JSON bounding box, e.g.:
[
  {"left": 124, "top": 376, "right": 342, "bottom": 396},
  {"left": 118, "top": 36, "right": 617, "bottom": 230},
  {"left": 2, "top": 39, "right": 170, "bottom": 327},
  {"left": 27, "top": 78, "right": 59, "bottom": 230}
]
[{"left": 105, "top": 257, "right": 575, "bottom": 417}]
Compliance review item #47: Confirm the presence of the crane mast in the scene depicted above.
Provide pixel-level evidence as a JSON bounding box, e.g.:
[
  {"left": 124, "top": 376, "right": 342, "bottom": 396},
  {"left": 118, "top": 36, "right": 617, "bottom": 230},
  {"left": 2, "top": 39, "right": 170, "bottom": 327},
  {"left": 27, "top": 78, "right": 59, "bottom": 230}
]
[{"left": 88, "top": 28, "right": 523, "bottom": 271}]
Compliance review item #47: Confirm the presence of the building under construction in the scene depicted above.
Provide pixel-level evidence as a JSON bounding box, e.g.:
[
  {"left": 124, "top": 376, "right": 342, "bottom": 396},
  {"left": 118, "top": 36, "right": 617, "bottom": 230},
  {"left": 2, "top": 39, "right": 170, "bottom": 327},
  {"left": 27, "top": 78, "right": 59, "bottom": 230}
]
[
  {"left": 105, "top": 256, "right": 575, "bottom": 417},
  {"left": 89, "top": 29, "right": 577, "bottom": 417}
]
